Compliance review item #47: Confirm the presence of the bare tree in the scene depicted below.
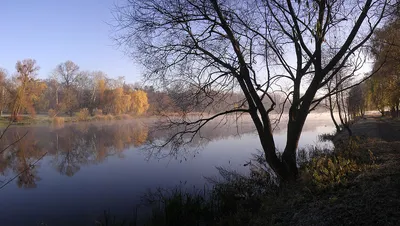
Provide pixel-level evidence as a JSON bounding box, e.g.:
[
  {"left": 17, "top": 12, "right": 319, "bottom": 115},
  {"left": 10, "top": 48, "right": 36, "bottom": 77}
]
[
  {"left": 348, "top": 84, "right": 366, "bottom": 119},
  {"left": 325, "top": 79, "right": 341, "bottom": 132},
  {"left": 112, "top": 0, "right": 391, "bottom": 180},
  {"left": 54, "top": 61, "right": 80, "bottom": 116},
  {"left": 55, "top": 60, "right": 80, "bottom": 88},
  {"left": 0, "top": 68, "right": 7, "bottom": 116}
]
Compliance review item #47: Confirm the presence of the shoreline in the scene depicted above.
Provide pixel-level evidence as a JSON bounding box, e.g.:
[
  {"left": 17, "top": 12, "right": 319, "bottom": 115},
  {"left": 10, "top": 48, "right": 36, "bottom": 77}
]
[{"left": 129, "top": 115, "right": 400, "bottom": 225}]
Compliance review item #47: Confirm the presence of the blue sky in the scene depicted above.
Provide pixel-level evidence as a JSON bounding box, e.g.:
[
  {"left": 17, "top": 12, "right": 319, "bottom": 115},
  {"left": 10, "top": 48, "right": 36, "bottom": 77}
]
[{"left": 0, "top": 0, "right": 141, "bottom": 83}]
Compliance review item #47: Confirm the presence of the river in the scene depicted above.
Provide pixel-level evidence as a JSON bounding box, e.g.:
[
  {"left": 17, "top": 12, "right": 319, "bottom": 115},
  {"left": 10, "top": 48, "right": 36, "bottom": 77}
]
[{"left": 0, "top": 113, "right": 335, "bottom": 225}]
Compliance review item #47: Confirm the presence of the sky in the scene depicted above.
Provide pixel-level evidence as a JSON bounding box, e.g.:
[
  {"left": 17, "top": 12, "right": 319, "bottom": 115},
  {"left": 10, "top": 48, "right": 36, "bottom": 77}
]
[{"left": 0, "top": 0, "right": 141, "bottom": 83}]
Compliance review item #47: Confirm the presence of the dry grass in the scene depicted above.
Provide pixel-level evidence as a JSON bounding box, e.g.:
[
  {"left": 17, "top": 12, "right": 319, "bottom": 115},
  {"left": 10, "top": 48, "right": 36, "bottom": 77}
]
[
  {"left": 75, "top": 108, "right": 90, "bottom": 121},
  {"left": 105, "top": 114, "right": 114, "bottom": 120},
  {"left": 115, "top": 114, "right": 132, "bottom": 120},
  {"left": 93, "top": 115, "right": 106, "bottom": 121},
  {"left": 93, "top": 109, "right": 103, "bottom": 116},
  {"left": 52, "top": 117, "right": 65, "bottom": 125},
  {"left": 92, "top": 114, "right": 115, "bottom": 121}
]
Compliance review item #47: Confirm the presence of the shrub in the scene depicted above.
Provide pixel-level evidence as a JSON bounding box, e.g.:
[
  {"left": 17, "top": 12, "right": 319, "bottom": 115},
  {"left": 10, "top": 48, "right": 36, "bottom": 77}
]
[
  {"left": 75, "top": 108, "right": 90, "bottom": 121},
  {"left": 93, "top": 108, "right": 103, "bottom": 116},
  {"left": 52, "top": 117, "right": 65, "bottom": 125},
  {"left": 318, "top": 133, "right": 335, "bottom": 142},
  {"left": 303, "top": 137, "right": 376, "bottom": 189},
  {"left": 48, "top": 109, "right": 57, "bottom": 118},
  {"left": 105, "top": 114, "right": 114, "bottom": 120}
]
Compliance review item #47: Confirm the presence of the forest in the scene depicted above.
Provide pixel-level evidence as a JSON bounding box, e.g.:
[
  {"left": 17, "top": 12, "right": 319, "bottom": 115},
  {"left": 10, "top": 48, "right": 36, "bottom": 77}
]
[
  {"left": 0, "top": 59, "right": 151, "bottom": 120},
  {"left": 0, "top": 59, "right": 291, "bottom": 122}
]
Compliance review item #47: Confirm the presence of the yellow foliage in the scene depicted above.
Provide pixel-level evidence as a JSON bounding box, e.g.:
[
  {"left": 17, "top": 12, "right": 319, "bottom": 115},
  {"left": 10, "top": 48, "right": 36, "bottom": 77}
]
[
  {"left": 97, "top": 79, "right": 106, "bottom": 102},
  {"left": 48, "top": 109, "right": 57, "bottom": 118},
  {"left": 93, "top": 108, "right": 103, "bottom": 116},
  {"left": 15, "top": 80, "right": 47, "bottom": 119},
  {"left": 105, "top": 114, "right": 114, "bottom": 120},
  {"left": 133, "top": 124, "right": 148, "bottom": 146},
  {"left": 75, "top": 108, "right": 90, "bottom": 121},
  {"left": 113, "top": 88, "right": 131, "bottom": 114},
  {"left": 130, "top": 90, "right": 150, "bottom": 116},
  {"left": 52, "top": 117, "right": 65, "bottom": 126}
]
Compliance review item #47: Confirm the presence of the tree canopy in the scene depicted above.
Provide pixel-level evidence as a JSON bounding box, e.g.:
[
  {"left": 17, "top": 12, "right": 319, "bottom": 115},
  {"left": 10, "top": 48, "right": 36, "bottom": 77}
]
[{"left": 112, "top": 0, "right": 391, "bottom": 180}]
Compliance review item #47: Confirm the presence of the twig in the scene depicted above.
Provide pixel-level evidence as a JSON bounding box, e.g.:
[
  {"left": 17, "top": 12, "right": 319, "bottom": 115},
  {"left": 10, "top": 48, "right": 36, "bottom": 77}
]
[
  {"left": 0, "top": 131, "right": 28, "bottom": 155},
  {"left": 0, "top": 151, "right": 48, "bottom": 189},
  {"left": 0, "top": 122, "right": 13, "bottom": 141}
]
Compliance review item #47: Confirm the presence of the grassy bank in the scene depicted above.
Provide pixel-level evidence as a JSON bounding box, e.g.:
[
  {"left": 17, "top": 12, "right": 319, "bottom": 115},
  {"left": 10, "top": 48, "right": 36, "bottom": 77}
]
[{"left": 96, "top": 117, "right": 400, "bottom": 226}]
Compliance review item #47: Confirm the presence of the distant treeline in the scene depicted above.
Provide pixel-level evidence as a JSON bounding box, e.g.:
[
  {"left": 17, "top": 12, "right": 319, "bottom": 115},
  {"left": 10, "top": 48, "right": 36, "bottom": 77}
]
[{"left": 0, "top": 59, "right": 315, "bottom": 120}]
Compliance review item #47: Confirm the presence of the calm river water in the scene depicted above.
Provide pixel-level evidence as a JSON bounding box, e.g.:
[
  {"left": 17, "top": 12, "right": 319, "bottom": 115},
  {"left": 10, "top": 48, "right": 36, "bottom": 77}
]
[{"left": 0, "top": 113, "right": 334, "bottom": 225}]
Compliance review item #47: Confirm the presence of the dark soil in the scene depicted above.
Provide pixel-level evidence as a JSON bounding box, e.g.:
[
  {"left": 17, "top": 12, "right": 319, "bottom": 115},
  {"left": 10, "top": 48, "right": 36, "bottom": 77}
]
[{"left": 289, "top": 116, "right": 400, "bottom": 225}]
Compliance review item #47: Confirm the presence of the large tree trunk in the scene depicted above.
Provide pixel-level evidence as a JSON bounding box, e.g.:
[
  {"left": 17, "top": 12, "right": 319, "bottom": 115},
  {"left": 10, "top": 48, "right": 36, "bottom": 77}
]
[
  {"left": 282, "top": 121, "right": 302, "bottom": 180},
  {"left": 257, "top": 129, "right": 290, "bottom": 180},
  {"left": 281, "top": 105, "right": 310, "bottom": 180}
]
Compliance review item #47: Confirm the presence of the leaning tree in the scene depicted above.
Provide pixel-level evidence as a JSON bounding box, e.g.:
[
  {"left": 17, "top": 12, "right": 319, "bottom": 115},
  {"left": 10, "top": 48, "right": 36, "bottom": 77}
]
[{"left": 112, "top": 0, "right": 391, "bottom": 180}]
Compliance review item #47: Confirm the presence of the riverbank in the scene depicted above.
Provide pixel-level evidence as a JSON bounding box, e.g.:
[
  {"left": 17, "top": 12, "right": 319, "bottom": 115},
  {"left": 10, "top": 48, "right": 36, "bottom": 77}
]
[
  {"left": 0, "top": 112, "right": 211, "bottom": 127},
  {"left": 116, "top": 116, "right": 400, "bottom": 226},
  {"left": 290, "top": 116, "right": 400, "bottom": 225},
  {"left": 0, "top": 114, "right": 145, "bottom": 127}
]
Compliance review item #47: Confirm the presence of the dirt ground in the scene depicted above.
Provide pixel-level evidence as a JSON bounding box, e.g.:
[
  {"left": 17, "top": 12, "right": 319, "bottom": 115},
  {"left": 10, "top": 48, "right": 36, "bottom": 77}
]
[
  {"left": 290, "top": 115, "right": 400, "bottom": 225},
  {"left": 336, "top": 115, "right": 400, "bottom": 142}
]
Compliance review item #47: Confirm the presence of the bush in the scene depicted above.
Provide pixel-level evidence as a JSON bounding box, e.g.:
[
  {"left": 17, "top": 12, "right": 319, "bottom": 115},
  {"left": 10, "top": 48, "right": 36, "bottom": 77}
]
[
  {"left": 75, "top": 108, "right": 90, "bottom": 121},
  {"left": 48, "top": 109, "right": 58, "bottom": 118},
  {"left": 52, "top": 117, "right": 65, "bottom": 125},
  {"left": 302, "top": 137, "right": 376, "bottom": 189},
  {"left": 318, "top": 133, "right": 335, "bottom": 142},
  {"left": 93, "top": 108, "right": 103, "bottom": 116},
  {"left": 105, "top": 114, "right": 114, "bottom": 120}
]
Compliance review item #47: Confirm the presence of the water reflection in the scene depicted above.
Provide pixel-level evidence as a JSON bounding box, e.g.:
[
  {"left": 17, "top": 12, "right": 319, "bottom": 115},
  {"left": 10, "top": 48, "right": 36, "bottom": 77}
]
[
  {"left": 0, "top": 113, "right": 334, "bottom": 189},
  {"left": 0, "top": 114, "right": 335, "bottom": 226},
  {"left": 0, "top": 119, "right": 252, "bottom": 187},
  {"left": 0, "top": 121, "right": 151, "bottom": 185}
]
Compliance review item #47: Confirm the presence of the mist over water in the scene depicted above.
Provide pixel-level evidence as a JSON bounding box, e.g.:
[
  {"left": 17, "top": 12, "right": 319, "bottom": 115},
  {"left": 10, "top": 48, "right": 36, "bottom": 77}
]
[{"left": 0, "top": 113, "right": 335, "bottom": 225}]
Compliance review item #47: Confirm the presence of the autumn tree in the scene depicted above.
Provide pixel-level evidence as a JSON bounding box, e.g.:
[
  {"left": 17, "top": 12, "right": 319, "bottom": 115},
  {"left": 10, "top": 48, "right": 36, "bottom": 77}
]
[
  {"left": 111, "top": 87, "right": 131, "bottom": 114},
  {"left": 130, "top": 90, "right": 149, "bottom": 116},
  {"left": 369, "top": 13, "right": 400, "bottom": 117},
  {"left": 89, "top": 71, "right": 107, "bottom": 111},
  {"left": 113, "top": 0, "right": 390, "bottom": 180},
  {"left": 25, "top": 81, "right": 48, "bottom": 116},
  {"left": 97, "top": 79, "right": 107, "bottom": 105},
  {"left": 11, "top": 59, "right": 41, "bottom": 120}
]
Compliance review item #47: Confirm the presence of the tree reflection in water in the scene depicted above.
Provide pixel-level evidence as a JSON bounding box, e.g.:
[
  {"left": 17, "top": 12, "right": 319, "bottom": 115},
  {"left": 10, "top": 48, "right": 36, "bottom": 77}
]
[
  {"left": 5, "top": 132, "right": 44, "bottom": 188},
  {"left": 0, "top": 115, "right": 327, "bottom": 189},
  {"left": 0, "top": 121, "right": 150, "bottom": 187}
]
